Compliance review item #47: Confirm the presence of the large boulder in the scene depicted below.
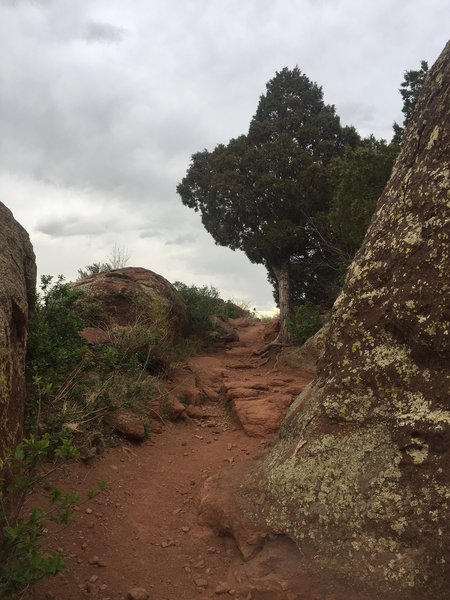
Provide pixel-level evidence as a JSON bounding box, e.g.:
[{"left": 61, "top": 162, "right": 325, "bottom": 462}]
[
  {"left": 0, "top": 203, "right": 36, "bottom": 460},
  {"left": 245, "top": 43, "right": 450, "bottom": 598},
  {"left": 75, "top": 267, "right": 188, "bottom": 343}
]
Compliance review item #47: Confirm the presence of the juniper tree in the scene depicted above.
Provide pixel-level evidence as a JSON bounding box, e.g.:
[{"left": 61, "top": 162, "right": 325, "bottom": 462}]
[{"left": 177, "top": 67, "right": 353, "bottom": 343}]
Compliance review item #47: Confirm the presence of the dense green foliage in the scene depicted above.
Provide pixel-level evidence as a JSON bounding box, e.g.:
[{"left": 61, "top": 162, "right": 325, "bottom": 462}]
[
  {"left": 329, "top": 136, "right": 398, "bottom": 256},
  {"left": 27, "top": 276, "right": 97, "bottom": 391},
  {"left": 392, "top": 60, "right": 429, "bottom": 144},
  {"left": 178, "top": 61, "right": 432, "bottom": 345},
  {"left": 178, "top": 60, "right": 430, "bottom": 340},
  {"left": 288, "top": 301, "right": 322, "bottom": 345},
  {"left": 26, "top": 275, "right": 161, "bottom": 440},
  {"left": 173, "top": 282, "right": 241, "bottom": 336},
  {"left": 178, "top": 67, "right": 359, "bottom": 342}
]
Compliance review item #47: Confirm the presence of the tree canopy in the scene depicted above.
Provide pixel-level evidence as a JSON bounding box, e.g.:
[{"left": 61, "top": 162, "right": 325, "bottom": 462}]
[
  {"left": 177, "top": 67, "right": 355, "bottom": 342},
  {"left": 393, "top": 60, "right": 429, "bottom": 144}
]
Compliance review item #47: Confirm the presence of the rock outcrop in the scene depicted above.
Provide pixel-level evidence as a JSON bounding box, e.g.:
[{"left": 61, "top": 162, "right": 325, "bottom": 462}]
[
  {"left": 276, "top": 323, "right": 329, "bottom": 375},
  {"left": 244, "top": 42, "right": 450, "bottom": 598},
  {"left": 75, "top": 267, "right": 188, "bottom": 343},
  {"left": 0, "top": 202, "right": 36, "bottom": 460}
]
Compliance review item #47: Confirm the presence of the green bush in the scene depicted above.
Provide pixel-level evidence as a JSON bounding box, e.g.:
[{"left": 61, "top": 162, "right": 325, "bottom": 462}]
[
  {"left": 0, "top": 435, "right": 107, "bottom": 597},
  {"left": 27, "top": 276, "right": 92, "bottom": 388},
  {"left": 173, "top": 282, "right": 242, "bottom": 335},
  {"left": 289, "top": 301, "right": 322, "bottom": 345},
  {"left": 26, "top": 275, "right": 161, "bottom": 445}
]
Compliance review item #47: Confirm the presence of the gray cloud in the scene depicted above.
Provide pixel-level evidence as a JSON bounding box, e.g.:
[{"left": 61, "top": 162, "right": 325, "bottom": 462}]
[
  {"left": 37, "top": 216, "right": 114, "bottom": 237},
  {"left": 165, "top": 234, "right": 197, "bottom": 246},
  {"left": 83, "top": 20, "right": 126, "bottom": 44},
  {"left": 0, "top": 0, "right": 449, "bottom": 308}
]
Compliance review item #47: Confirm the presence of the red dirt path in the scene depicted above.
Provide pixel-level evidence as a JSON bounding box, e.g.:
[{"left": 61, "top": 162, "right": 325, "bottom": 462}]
[{"left": 28, "top": 320, "right": 371, "bottom": 600}]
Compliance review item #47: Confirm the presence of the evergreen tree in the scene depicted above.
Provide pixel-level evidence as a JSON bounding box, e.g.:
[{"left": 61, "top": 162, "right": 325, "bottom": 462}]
[
  {"left": 177, "top": 67, "right": 352, "bottom": 343},
  {"left": 393, "top": 60, "right": 429, "bottom": 143}
]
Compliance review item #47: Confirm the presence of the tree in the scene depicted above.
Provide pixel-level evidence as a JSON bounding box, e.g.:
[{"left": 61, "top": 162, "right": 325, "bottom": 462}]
[
  {"left": 177, "top": 67, "right": 352, "bottom": 343},
  {"left": 329, "top": 135, "right": 398, "bottom": 257},
  {"left": 392, "top": 60, "right": 429, "bottom": 144}
]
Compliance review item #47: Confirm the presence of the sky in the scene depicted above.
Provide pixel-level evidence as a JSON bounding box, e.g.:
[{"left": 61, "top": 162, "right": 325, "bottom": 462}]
[{"left": 1, "top": 0, "right": 449, "bottom": 311}]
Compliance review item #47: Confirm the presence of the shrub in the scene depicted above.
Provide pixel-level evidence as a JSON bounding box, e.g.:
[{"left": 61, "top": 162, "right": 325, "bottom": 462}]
[
  {"left": 26, "top": 275, "right": 162, "bottom": 446},
  {"left": 173, "top": 282, "right": 242, "bottom": 335},
  {"left": 0, "top": 435, "right": 107, "bottom": 597},
  {"left": 289, "top": 301, "right": 322, "bottom": 345}
]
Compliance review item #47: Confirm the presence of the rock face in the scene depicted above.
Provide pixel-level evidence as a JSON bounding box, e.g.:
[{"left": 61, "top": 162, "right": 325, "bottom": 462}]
[
  {"left": 276, "top": 323, "right": 329, "bottom": 375},
  {"left": 252, "top": 43, "right": 450, "bottom": 598},
  {"left": 0, "top": 202, "right": 36, "bottom": 460},
  {"left": 75, "top": 267, "right": 188, "bottom": 343}
]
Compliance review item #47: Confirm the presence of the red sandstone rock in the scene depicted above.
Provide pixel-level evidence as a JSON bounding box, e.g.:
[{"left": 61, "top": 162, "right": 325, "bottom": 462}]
[
  {"left": 103, "top": 410, "right": 146, "bottom": 441},
  {"left": 74, "top": 267, "right": 188, "bottom": 342}
]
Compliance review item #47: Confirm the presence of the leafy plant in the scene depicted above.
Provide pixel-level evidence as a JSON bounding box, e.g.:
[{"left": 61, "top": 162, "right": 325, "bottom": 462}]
[
  {"left": 289, "top": 301, "right": 322, "bottom": 345},
  {"left": 173, "top": 282, "right": 241, "bottom": 336},
  {"left": 77, "top": 262, "right": 111, "bottom": 279},
  {"left": 0, "top": 435, "right": 109, "bottom": 597}
]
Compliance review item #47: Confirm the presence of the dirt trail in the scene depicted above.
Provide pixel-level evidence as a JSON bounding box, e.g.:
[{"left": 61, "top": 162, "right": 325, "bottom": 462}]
[{"left": 30, "top": 319, "right": 367, "bottom": 600}]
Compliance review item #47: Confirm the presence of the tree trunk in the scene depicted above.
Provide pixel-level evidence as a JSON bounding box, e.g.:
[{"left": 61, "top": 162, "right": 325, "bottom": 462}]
[{"left": 272, "top": 259, "right": 292, "bottom": 345}]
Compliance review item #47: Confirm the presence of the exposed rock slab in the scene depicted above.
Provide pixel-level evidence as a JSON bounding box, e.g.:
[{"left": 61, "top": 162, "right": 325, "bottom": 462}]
[
  {"left": 187, "top": 355, "right": 225, "bottom": 401},
  {"left": 198, "top": 462, "right": 268, "bottom": 560},
  {"left": 251, "top": 42, "right": 450, "bottom": 599},
  {"left": 0, "top": 202, "right": 36, "bottom": 460},
  {"left": 232, "top": 394, "right": 296, "bottom": 437},
  {"left": 276, "top": 322, "right": 329, "bottom": 375},
  {"left": 103, "top": 410, "right": 146, "bottom": 441},
  {"left": 74, "top": 267, "right": 188, "bottom": 342}
]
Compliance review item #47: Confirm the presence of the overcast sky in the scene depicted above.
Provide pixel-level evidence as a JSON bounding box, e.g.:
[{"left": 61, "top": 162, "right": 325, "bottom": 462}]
[{"left": 1, "top": 0, "right": 448, "bottom": 311}]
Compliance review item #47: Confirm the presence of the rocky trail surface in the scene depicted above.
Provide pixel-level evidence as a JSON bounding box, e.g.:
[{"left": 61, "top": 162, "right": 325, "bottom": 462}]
[{"left": 30, "top": 319, "right": 370, "bottom": 600}]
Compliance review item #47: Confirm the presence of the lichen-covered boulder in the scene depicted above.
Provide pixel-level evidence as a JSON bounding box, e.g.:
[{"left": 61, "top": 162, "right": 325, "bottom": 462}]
[
  {"left": 75, "top": 267, "right": 188, "bottom": 343},
  {"left": 252, "top": 43, "right": 450, "bottom": 598},
  {"left": 0, "top": 202, "right": 36, "bottom": 460}
]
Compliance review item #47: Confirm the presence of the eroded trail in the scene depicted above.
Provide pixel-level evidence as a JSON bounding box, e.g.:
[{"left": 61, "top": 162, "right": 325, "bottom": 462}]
[{"left": 30, "top": 320, "right": 362, "bottom": 600}]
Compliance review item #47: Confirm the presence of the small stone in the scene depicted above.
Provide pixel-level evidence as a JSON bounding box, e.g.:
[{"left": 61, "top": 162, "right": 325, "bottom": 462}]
[
  {"left": 89, "top": 575, "right": 99, "bottom": 583},
  {"left": 86, "top": 508, "right": 93, "bottom": 514},
  {"left": 194, "top": 578, "right": 208, "bottom": 588},
  {"left": 184, "top": 565, "right": 192, "bottom": 573},
  {"left": 215, "top": 581, "right": 231, "bottom": 594},
  {"left": 182, "top": 526, "right": 190, "bottom": 533},
  {"left": 126, "top": 588, "right": 150, "bottom": 600},
  {"left": 81, "top": 542, "right": 88, "bottom": 549},
  {"left": 89, "top": 556, "right": 100, "bottom": 565}
]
